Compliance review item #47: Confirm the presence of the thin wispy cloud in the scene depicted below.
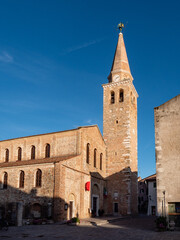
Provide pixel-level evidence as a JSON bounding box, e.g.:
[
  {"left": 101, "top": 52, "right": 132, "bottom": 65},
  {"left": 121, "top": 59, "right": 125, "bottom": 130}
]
[
  {"left": 0, "top": 51, "right": 13, "bottom": 63},
  {"left": 0, "top": 52, "right": 13, "bottom": 63},
  {"left": 0, "top": 50, "right": 61, "bottom": 85},
  {"left": 0, "top": 44, "right": 105, "bottom": 85},
  {"left": 0, "top": 99, "right": 47, "bottom": 112},
  {"left": 86, "top": 119, "right": 93, "bottom": 124},
  {"left": 0, "top": 98, "right": 83, "bottom": 116},
  {"left": 85, "top": 119, "right": 97, "bottom": 126},
  {"left": 0, "top": 123, "right": 47, "bottom": 138},
  {"left": 62, "top": 38, "right": 106, "bottom": 55}
]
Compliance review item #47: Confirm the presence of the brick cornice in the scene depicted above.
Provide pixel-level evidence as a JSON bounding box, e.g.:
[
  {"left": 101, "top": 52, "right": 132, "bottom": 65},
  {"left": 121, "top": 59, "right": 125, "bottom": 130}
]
[{"left": 102, "top": 79, "right": 138, "bottom": 98}]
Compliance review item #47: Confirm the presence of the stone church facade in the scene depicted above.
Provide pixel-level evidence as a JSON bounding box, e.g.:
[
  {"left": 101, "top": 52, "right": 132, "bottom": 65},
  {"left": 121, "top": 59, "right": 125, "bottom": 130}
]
[{"left": 0, "top": 31, "right": 138, "bottom": 225}]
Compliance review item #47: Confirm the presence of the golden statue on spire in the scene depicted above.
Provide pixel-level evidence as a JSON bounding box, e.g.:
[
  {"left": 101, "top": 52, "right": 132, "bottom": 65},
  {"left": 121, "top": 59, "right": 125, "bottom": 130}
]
[{"left": 117, "top": 22, "right": 124, "bottom": 33}]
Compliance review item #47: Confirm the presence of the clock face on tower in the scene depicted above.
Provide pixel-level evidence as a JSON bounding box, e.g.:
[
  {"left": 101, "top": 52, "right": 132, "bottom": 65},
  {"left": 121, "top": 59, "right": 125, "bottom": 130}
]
[{"left": 113, "top": 74, "right": 120, "bottom": 82}]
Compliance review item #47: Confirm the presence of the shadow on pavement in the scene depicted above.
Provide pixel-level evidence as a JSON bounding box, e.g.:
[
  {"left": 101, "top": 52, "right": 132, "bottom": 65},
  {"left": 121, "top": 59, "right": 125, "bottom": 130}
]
[{"left": 109, "top": 215, "right": 156, "bottom": 231}]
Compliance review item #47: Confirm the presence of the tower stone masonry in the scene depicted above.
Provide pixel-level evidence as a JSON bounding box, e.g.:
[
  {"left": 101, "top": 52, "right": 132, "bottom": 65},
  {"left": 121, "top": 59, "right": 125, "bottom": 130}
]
[{"left": 103, "top": 32, "right": 138, "bottom": 215}]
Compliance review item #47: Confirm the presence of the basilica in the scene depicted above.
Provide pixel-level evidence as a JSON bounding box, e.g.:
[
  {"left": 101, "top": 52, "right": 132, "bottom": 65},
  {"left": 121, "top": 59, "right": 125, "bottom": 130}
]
[{"left": 0, "top": 29, "right": 138, "bottom": 226}]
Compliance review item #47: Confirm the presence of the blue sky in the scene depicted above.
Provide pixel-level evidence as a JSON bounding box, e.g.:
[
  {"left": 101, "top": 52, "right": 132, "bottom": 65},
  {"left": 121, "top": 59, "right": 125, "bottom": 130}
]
[{"left": 0, "top": 0, "right": 179, "bottom": 178}]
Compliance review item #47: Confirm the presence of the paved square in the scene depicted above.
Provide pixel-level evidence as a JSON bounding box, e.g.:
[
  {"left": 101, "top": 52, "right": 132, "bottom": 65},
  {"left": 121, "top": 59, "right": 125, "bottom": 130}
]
[{"left": 0, "top": 216, "right": 180, "bottom": 240}]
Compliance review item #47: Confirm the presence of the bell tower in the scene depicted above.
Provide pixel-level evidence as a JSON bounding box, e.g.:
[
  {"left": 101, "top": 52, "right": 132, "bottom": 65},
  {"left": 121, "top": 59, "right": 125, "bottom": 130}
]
[{"left": 103, "top": 25, "right": 138, "bottom": 215}]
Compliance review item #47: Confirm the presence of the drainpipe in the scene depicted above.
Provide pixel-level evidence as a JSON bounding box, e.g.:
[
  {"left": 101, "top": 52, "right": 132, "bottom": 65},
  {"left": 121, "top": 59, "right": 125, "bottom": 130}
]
[{"left": 163, "top": 190, "right": 166, "bottom": 216}]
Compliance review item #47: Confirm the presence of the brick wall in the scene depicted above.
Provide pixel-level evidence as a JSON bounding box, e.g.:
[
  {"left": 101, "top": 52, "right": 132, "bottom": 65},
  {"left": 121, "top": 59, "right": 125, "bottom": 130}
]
[
  {"left": 103, "top": 80, "right": 138, "bottom": 215},
  {"left": 0, "top": 126, "right": 107, "bottom": 222}
]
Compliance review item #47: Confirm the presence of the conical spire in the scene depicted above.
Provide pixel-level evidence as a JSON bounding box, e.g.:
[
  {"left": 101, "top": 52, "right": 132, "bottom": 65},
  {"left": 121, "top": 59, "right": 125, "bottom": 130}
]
[{"left": 108, "top": 32, "right": 133, "bottom": 83}]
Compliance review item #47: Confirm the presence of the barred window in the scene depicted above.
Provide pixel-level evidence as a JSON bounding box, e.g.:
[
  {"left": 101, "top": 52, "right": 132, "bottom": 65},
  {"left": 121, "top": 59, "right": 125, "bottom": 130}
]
[
  {"left": 111, "top": 91, "right": 115, "bottom": 104},
  {"left": 31, "top": 145, "right": 35, "bottom": 160},
  {"left": 119, "top": 89, "right": 124, "bottom": 102},
  {"left": 5, "top": 149, "right": 9, "bottom": 162},
  {"left": 19, "top": 171, "right": 25, "bottom": 188},
  {"left": 94, "top": 148, "right": 97, "bottom": 168},
  {"left": 45, "top": 144, "right": 50, "bottom": 158},
  {"left": 86, "top": 143, "right": 90, "bottom": 164},
  {"left": 36, "top": 169, "right": 42, "bottom": 187},
  {"left": 3, "top": 172, "right": 8, "bottom": 189},
  {"left": 100, "top": 153, "right": 103, "bottom": 170},
  {"left": 18, "top": 147, "right": 22, "bottom": 161}
]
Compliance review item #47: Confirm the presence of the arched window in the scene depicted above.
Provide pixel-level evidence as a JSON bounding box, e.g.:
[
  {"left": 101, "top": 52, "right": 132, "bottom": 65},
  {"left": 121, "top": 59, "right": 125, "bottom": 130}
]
[
  {"left": 3, "top": 172, "right": 8, "bottom": 189},
  {"left": 130, "top": 92, "right": 132, "bottom": 103},
  {"left": 18, "top": 147, "right": 22, "bottom": 161},
  {"left": 19, "top": 171, "right": 25, "bottom": 188},
  {"left": 111, "top": 91, "right": 115, "bottom": 104},
  {"left": 94, "top": 148, "right": 97, "bottom": 168},
  {"left": 31, "top": 203, "right": 42, "bottom": 218},
  {"left": 100, "top": 153, "right": 103, "bottom": 170},
  {"left": 36, "top": 169, "right": 42, "bottom": 187},
  {"left": 86, "top": 143, "right": 90, "bottom": 164},
  {"left": 5, "top": 149, "right": 9, "bottom": 162},
  {"left": 31, "top": 145, "right": 35, "bottom": 160},
  {"left": 45, "top": 144, "right": 50, "bottom": 158},
  {"left": 119, "top": 89, "right": 124, "bottom": 102}
]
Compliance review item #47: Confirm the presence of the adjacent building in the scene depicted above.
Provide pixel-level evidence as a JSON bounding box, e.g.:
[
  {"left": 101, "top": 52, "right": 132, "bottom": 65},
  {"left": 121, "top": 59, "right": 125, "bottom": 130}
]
[
  {"left": 0, "top": 30, "right": 138, "bottom": 225},
  {"left": 138, "top": 174, "right": 156, "bottom": 216},
  {"left": 154, "top": 95, "right": 180, "bottom": 226},
  {"left": 138, "top": 176, "right": 148, "bottom": 214}
]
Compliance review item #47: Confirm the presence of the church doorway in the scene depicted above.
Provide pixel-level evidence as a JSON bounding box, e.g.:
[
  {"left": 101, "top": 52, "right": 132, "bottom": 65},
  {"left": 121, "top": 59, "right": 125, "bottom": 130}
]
[
  {"left": 68, "top": 193, "right": 76, "bottom": 220},
  {"left": 0, "top": 207, "right": 5, "bottom": 220},
  {"left": 113, "top": 202, "right": 118, "bottom": 215},
  {"left": 91, "top": 183, "right": 100, "bottom": 217},
  {"left": 31, "top": 203, "right": 42, "bottom": 218},
  {"left": 69, "top": 201, "right": 74, "bottom": 219},
  {"left": 92, "top": 195, "right": 99, "bottom": 217}
]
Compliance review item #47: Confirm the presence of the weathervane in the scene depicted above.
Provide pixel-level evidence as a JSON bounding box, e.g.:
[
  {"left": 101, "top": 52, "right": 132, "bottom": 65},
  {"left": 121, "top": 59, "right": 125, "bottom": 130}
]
[{"left": 117, "top": 22, "right": 124, "bottom": 33}]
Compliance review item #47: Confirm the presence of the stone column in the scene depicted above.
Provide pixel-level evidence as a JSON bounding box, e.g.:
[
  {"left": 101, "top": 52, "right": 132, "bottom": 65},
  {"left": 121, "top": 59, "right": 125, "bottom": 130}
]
[{"left": 17, "top": 202, "right": 23, "bottom": 226}]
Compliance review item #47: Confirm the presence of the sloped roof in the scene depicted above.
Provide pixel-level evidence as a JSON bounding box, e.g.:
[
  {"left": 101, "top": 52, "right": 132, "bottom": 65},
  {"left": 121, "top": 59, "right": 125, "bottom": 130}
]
[
  {"left": 139, "top": 173, "right": 156, "bottom": 182},
  {"left": 108, "top": 32, "right": 133, "bottom": 82},
  {"left": 0, "top": 125, "right": 103, "bottom": 143},
  {"left": 0, "top": 154, "right": 79, "bottom": 168},
  {"left": 154, "top": 94, "right": 180, "bottom": 109}
]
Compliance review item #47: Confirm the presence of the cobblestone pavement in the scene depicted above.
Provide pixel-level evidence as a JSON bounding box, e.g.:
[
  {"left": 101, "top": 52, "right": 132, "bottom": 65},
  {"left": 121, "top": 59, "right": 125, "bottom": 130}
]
[{"left": 0, "top": 216, "right": 180, "bottom": 240}]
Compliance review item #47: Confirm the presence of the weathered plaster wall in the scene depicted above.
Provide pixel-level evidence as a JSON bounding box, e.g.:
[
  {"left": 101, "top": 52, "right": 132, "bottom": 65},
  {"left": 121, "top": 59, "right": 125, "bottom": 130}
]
[
  {"left": 155, "top": 95, "right": 180, "bottom": 216},
  {"left": 147, "top": 181, "right": 157, "bottom": 216}
]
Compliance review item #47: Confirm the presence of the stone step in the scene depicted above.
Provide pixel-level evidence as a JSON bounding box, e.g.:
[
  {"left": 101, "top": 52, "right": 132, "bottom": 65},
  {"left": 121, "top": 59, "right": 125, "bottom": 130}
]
[{"left": 80, "top": 216, "right": 123, "bottom": 226}]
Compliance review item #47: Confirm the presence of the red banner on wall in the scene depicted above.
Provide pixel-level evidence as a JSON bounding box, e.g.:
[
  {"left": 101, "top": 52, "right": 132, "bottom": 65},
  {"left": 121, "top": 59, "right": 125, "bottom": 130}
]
[{"left": 85, "top": 181, "right": 90, "bottom": 191}]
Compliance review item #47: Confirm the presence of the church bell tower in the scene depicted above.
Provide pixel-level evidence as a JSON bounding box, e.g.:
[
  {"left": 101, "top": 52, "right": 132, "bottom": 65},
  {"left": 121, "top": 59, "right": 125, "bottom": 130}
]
[{"left": 103, "top": 25, "right": 138, "bottom": 215}]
